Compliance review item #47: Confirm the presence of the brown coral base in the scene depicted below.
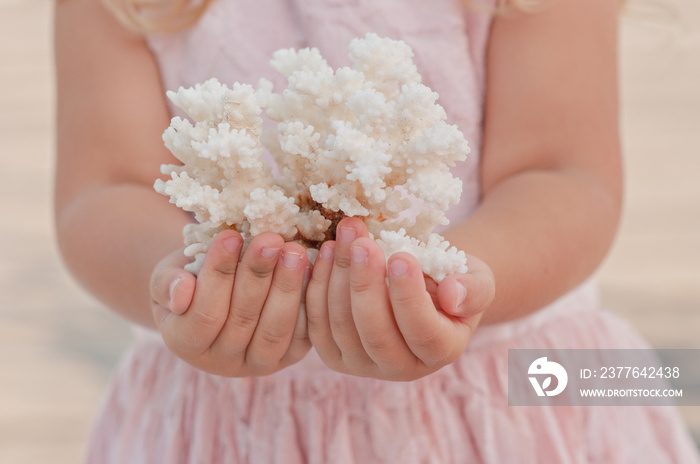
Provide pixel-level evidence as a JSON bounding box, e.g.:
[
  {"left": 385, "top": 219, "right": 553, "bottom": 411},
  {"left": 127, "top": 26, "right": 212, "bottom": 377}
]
[{"left": 296, "top": 202, "right": 348, "bottom": 249}]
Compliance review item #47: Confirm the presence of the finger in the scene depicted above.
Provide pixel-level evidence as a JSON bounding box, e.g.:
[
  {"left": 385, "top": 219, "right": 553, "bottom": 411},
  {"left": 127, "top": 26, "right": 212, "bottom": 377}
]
[
  {"left": 161, "top": 229, "right": 244, "bottom": 358},
  {"left": 246, "top": 241, "right": 308, "bottom": 372},
  {"left": 350, "top": 238, "right": 413, "bottom": 374},
  {"left": 211, "top": 232, "right": 284, "bottom": 358},
  {"left": 150, "top": 248, "right": 195, "bottom": 316},
  {"left": 327, "top": 217, "right": 371, "bottom": 364},
  {"left": 300, "top": 254, "right": 314, "bottom": 305},
  {"left": 280, "top": 260, "right": 318, "bottom": 366},
  {"left": 279, "top": 299, "right": 312, "bottom": 367},
  {"left": 424, "top": 275, "right": 440, "bottom": 311},
  {"left": 279, "top": 259, "right": 314, "bottom": 364},
  {"left": 166, "top": 273, "right": 197, "bottom": 315},
  {"left": 437, "top": 255, "right": 494, "bottom": 321},
  {"left": 388, "top": 253, "right": 470, "bottom": 368},
  {"left": 305, "top": 240, "right": 339, "bottom": 362}
]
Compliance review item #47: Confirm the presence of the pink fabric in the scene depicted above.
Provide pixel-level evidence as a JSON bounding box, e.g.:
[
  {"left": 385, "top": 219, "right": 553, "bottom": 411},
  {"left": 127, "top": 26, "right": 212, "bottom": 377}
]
[
  {"left": 87, "top": 310, "right": 699, "bottom": 463},
  {"left": 85, "top": 0, "right": 700, "bottom": 462}
]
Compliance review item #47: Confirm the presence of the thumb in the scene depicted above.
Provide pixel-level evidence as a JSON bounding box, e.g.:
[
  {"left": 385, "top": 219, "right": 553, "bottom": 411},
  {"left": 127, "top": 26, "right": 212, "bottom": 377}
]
[
  {"left": 150, "top": 249, "right": 196, "bottom": 316},
  {"left": 437, "top": 255, "right": 494, "bottom": 319}
]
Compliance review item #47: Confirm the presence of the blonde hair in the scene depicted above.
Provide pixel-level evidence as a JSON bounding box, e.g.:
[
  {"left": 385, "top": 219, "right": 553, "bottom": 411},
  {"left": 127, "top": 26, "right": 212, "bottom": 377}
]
[
  {"left": 102, "top": 0, "right": 217, "bottom": 33},
  {"left": 102, "top": 0, "right": 555, "bottom": 34}
]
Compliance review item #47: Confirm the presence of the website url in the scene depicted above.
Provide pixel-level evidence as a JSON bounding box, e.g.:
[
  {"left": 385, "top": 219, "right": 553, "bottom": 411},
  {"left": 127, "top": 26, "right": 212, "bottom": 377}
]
[{"left": 580, "top": 388, "right": 682, "bottom": 398}]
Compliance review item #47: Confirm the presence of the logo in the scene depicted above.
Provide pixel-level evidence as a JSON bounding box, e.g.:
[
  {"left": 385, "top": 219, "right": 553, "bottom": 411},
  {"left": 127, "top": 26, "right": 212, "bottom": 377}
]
[{"left": 528, "top": 357, "right": 568, "bottom": 397}]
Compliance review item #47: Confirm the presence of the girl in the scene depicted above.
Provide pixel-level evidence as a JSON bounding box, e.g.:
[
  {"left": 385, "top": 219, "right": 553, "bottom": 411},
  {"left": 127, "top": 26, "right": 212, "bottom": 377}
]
[{"left": 54, "top": 0, "right": 700, "bottom": 462}]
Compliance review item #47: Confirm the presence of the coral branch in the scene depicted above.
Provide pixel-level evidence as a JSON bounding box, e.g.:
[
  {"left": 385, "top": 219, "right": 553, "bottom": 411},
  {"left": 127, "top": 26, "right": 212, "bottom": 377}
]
[{"left": 155, "top": 33, "right": 469, "bottom": 280}]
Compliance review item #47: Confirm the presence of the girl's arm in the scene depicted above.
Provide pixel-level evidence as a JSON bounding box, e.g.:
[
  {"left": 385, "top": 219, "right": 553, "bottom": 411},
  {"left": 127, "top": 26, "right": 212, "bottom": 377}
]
[
  {"left": 445, "top": 0, "right": 623, "bottom": 324},
  {"left": 306, "top": 0, "right": 622, "bottom": 380},
  {"left": 55, "top": 0, "right": 311, "bottom": 376},
  {"left": 55, "top": 0, "right": 186, "bottom": 327}
]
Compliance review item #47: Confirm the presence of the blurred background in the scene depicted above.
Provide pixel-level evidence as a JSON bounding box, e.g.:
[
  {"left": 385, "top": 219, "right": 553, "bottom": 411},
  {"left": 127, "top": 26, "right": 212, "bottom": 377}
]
[{"left": 0, "top": 0, "right": 698, "bottom": 462}]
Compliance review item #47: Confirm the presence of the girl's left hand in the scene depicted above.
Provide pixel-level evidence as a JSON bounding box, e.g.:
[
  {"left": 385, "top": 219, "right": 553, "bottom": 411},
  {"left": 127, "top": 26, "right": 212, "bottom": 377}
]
[{"left": 306, "top": 218, "right": 495, "bottom": 381}]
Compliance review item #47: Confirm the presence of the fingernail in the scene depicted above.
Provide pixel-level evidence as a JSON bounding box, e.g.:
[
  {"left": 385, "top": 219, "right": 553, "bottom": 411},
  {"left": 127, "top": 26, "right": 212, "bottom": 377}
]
[
  {"left": 338, "top": 226, "right": 356, "bottom": 243},
  {"left": 281, "top": 250, "right": 303, "bottom": 269},
  {"left": 168, "top": 277, "right": 181, "bottom": 307},
  {"left": 389, "top": 258, "right": 408, "bottom": 277},
  {"left": 223, "top": 236, "right": 242, "bottom": 254},
  {"left": 319, "top": 242, "right": 335, "bottom": 260},
  {"left": 351, "top": 245, "right": 368, "bottom": 265},
  {"left": 456, "top": 282, "right": 467, "bottom": 308},
  {"left": 261, "top": 247, "right": 281, "bottom": 259}
]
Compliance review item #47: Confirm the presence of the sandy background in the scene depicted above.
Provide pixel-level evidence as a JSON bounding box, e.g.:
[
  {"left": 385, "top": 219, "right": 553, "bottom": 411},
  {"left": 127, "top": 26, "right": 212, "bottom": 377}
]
[{"left": 0, "top": 0, "right": 698, "bottom": 462}]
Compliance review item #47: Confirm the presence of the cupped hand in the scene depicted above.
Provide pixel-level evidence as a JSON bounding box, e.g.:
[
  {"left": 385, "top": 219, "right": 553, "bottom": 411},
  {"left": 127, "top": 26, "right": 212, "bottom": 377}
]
[
  {"left": 305, "top": 217, "right": 495, "bottom": 381},
  {"left": 150, "top": 230, "right": 312, "bottom": 377}
]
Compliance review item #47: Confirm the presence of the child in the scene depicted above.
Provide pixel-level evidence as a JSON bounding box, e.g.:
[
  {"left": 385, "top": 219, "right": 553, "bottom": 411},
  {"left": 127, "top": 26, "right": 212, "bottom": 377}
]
[{"left": 54, "top": 0, "right": 700, "bottom": 462}]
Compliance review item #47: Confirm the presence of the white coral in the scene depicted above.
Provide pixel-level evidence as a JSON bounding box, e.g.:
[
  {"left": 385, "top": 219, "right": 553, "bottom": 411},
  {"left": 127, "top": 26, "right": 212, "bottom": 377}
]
[
  {"left": 377, "top": 230, "right": 468, "bottom": 283},
  {"left": 244, "top": 188, "right": 299, "bottom": 240},
  {"left": 155, "top": 33, "right": 470, "bottom": 281}
]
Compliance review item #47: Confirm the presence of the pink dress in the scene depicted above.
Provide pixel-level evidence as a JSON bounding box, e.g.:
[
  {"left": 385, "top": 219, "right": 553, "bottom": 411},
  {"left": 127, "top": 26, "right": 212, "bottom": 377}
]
[{"left": 86, "top": 0, "right": 700, "bottom": 462}]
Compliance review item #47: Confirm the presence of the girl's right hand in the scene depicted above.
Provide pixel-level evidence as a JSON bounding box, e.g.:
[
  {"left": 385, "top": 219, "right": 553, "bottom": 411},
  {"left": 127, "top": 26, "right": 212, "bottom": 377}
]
[{"left": 149, "top": 230, "right": 311, "bottom": 377}]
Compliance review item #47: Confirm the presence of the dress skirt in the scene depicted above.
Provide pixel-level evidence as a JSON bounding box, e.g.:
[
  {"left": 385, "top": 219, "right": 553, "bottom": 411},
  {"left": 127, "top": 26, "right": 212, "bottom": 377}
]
[{"left": 84, "top": 280, "right": 700, "bottom": 464}]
